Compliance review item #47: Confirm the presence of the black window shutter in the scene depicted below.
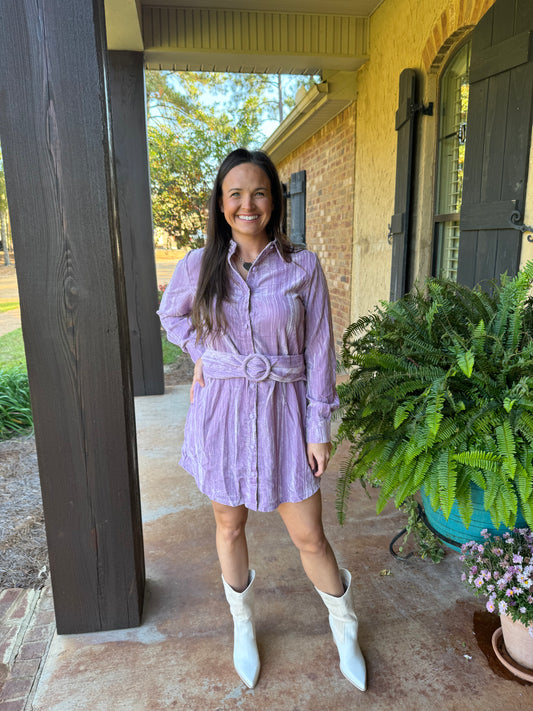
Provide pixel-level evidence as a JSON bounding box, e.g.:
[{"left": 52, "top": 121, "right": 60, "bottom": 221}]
[
  {"left": 458, "top": 0, "right": 533, "bottom": 288},
  {"left": 389, "top": 69, "right": 418, "bottom": 301},
  {"left": 290, "top": 170, "right": 306, "bottom": 245},
  {"left": 281, "top": 181, "right": 289, "bottom": 236}
]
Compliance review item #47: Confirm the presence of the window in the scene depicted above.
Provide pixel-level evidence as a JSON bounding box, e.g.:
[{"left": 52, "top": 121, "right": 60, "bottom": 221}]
[{"left": 433, "top": 42, "right": 471, "bottom": 281}]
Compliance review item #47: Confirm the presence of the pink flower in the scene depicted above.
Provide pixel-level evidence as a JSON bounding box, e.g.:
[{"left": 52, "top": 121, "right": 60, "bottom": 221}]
[
  {"left": 486, "top": 599, "right": 495, "bottom": 613},
  {"left": 513, "top": 554, "right": 524, "bottom": 564}
]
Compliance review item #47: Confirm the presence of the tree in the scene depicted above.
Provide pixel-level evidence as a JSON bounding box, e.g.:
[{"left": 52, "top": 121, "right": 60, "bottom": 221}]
[
  {"left": 0, "top": 146, "right": 11, "bottom": 266},
  {"left": 146, "top": 71, "right": 317, "bottom": 248}
]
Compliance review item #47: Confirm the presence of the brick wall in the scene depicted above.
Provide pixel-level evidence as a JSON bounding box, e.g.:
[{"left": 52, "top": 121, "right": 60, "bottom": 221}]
[{"left": 278, "top": 103, "right": 356, "bottom": 351}]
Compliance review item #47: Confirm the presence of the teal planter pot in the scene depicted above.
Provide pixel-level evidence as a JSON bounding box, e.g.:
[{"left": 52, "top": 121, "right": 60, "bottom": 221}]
[{"left": 421, "top": 484, "right": 527, "bottom": 551}]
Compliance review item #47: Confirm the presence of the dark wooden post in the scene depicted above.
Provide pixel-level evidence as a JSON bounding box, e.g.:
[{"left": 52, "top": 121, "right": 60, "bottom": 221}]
[
  {"left": 0, "top": 0, "right": 145, "bottom": 633},
  {"left": 108, "top": 51, "right": 164, "bottom": 396}
]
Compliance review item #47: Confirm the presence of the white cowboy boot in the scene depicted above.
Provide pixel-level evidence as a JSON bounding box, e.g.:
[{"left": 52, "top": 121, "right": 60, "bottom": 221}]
[
  {"left": 315, "top": 568, "right": 367, "bottom": 691},
  {"left": 222, "top": 569, "right": 260, "bottom": 688}
]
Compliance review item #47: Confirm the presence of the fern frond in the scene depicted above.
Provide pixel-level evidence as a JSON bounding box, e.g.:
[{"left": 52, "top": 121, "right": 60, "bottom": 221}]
[
  {"left": 517, "top": 493, "right": 533, "bottom": 528},
  {"left": 453, "top": 450, "right": 502, "bottom": 472},
  {"left": 455, "top": 473, "right": 474, "bottom": 528},
  {"left": 336, "top": 450, "right": 359, "bottom": 525},
  {"left": 456, "top": 349, "right": 474, "bottom": 377},
  {"left": 516, "top": 460, "right": 533, "bottom": 502},
  {"left": 437, "top": 450, "right": 457, "bottom": 519},
  {"left": 425, "top": 379, "right": 445, "bottom": 436},
  {"left": 496, "top": 422, "right": 516, "bottom": 477}
]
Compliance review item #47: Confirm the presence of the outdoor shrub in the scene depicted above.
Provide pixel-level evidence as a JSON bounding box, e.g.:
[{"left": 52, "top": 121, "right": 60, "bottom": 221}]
[
  {"left": 0, "top": 367, "right": 33, "bottom": 439},
  {"left": 335, "top": 262, "right": 533, "bottom": 530}
]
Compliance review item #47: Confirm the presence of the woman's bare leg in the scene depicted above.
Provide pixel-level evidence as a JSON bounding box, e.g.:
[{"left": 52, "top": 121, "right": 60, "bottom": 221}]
[
  {"left": 277, "top": 490, "right": 344, "bottom": 596},
  {"left": 211, "top": 501, "right": 250, "bottom": 591}
]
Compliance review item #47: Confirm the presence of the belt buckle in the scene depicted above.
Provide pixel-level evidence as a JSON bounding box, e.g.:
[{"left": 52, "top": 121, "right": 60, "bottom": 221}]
[{"left": 242, "top": 353, "right": 272, "bottom": 382}]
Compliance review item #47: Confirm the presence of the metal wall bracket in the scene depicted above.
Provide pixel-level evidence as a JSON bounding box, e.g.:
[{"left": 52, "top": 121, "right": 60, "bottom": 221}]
[
  {"left": 410, "top": 101, "right": 433, "bottom": 117},
  {"left": 509, "top": 209, "right": 533, "bottom": 241}
]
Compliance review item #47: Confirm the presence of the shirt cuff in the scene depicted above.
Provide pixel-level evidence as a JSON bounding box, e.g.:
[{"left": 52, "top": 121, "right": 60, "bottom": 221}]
[{"left": 306, "top": 416, "right": 331, "bottom": 444}]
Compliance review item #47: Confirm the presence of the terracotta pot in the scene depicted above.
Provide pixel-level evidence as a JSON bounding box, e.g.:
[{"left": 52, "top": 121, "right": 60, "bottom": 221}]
[{"left": 500, "top": 614, "right": 533, "bottom": 670}]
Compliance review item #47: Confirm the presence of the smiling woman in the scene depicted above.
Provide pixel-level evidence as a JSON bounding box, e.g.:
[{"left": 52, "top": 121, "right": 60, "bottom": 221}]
[
  {"left": 158, "top": 147, "right": 367, "bottom": 692},
  {"left": 219, "top": 162, "right": 273, "bottom": 268}
]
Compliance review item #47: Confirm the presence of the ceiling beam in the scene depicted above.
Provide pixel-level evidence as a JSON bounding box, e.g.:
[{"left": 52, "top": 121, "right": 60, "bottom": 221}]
[{"left": 105, "top": 0, "right": 143, "bottom": 51}]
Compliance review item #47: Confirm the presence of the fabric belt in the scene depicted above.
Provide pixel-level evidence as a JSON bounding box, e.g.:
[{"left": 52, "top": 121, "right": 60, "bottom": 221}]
[{"left": 201, "top": 349, "right": 306, "bottom": 383}]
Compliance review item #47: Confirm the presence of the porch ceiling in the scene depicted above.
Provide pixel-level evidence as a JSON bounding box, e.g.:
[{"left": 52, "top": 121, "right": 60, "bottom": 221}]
[{"left": 105, "top": 0, "right": 383, "bottom": 73}]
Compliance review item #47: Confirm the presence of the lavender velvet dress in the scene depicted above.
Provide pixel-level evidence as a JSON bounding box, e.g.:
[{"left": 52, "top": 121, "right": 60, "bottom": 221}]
[{"left": 158, "top": 239, "right": 339, "bottom": 512}]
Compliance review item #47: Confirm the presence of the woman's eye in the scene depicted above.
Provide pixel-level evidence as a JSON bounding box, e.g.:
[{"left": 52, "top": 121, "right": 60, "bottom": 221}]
[{"left": 255, "top": 191, "right": 265, "bottom": 197}]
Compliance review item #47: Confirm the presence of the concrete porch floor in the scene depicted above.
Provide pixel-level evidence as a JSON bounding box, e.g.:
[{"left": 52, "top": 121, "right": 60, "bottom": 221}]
[{"left": 28, "top": 384, "right": 533, "bottom": 710}]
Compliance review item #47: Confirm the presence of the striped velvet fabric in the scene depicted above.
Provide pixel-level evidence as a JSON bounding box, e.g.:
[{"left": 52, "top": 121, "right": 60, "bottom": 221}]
[{"left": 158, "top": 240, "right": 339, "bottom": 511}]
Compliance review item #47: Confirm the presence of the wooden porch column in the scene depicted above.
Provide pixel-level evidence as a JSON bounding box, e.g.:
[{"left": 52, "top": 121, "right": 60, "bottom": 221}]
[
  {"left": 0, "top": 0, "right": 145, "bottom": 633},
  {"left": 108, "top": 51, "right": 164, "bottom": 396}
]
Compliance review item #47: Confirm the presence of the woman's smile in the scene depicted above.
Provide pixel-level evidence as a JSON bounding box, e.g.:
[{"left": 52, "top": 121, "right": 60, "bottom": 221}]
[{"left": 219, "top": 163, "right": 273, "bottom": 244}]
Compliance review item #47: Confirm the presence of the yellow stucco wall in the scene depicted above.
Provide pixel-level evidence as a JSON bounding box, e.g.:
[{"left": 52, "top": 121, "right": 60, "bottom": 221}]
[{"left": 351, "top": 0, "right": 495, "bottom": 321}]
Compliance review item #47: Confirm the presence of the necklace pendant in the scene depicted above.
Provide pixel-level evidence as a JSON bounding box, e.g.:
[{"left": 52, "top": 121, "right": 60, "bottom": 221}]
[{"left": 242, "top": 261, "right": 252, "bottom": 271}]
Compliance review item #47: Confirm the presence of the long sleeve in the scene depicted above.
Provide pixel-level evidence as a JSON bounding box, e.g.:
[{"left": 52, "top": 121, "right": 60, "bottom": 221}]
[
  {"left": 157, "top": 250, "right": 205, "bottom": 363},
  {"left": 302, "top": 253, "right": 339, "bottom": 443}
]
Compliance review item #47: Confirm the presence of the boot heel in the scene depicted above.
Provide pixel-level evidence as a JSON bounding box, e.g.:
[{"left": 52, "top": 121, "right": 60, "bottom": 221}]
[{"left": 315, "top": 568, "right": 367, "bottom": 691}]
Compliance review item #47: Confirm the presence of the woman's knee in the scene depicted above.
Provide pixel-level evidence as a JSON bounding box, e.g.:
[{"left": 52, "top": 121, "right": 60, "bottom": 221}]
[
  {"left": 212, "top": 503, "right": 248, "bottom": 544},
  {"left": 291, "top": 526, "right": 329, "bottom": 556}
]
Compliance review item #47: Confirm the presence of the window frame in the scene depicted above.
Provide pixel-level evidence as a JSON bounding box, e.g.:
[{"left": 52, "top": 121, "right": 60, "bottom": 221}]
[{"left": 431, "top": 38, "right": 472, "bottom": 281}]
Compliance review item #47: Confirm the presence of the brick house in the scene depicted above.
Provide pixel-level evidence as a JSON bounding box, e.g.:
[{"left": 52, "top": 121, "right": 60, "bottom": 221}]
[
  {"left": 1, "top": 0, "right": 532, "bottom": 632},
  {"left": 266, "top": 0, "right": 533, "bottom": 350}
]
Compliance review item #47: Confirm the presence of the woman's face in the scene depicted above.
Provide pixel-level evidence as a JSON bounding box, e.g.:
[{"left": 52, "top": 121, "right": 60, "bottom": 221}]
[{"left": 219, "top": 163, "right": 273, "bottom": 243}]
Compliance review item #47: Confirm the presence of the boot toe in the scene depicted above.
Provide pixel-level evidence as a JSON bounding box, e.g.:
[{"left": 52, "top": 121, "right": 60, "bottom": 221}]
[
  {"left": 340, "top": 644, "right": 367, "bottom": 691},
  {"left": 234, "top": 652, "right": 260, "bottom": 688}
]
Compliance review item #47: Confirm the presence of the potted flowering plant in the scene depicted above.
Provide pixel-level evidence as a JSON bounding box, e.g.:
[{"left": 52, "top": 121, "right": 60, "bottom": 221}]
[{"left": 460, "top": 527, "right": 533, "bottom": 671}]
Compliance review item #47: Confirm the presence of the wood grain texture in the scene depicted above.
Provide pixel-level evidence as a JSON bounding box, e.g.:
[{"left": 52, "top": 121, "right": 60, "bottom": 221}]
[
  {"left": 390, "top": 68, "right": 417, "bottom": 302},
  {"left": 458, "top": 0, "right": 533, "bottom": 288},
  {"left": 108, "top": 51, "right": 164, "bottom": 397},
  {"left": 0, "top": 0, "right": 144, "bottom": 633}
]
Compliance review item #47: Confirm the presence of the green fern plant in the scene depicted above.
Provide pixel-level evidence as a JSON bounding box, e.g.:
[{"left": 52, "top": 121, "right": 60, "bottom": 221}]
[{"left": 335, "top": 262, "right": 533, "bottom": 531}]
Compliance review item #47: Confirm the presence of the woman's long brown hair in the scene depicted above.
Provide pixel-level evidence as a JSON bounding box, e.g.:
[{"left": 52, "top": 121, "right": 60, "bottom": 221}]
[{"left": 191, "top": 148, "right": 297, "bottom": 340}]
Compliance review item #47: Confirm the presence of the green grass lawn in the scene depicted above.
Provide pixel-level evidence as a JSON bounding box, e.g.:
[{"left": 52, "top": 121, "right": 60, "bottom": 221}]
[
  {"left": 0, "top": 300, "right": 20, "bottom": 313},
  {"left": 0, "top": 328, "right": 26, "bottom": 369},
  {"left": 0, "top": 327, "right": 181, "bottom": 369},
  {"left": 162, "top": 338, "right": 182, "bottom": 364}
]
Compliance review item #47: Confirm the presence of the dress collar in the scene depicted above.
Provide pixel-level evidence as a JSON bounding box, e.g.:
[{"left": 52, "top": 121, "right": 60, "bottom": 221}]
[{"left": 227, "top": 239, "right": 279, "bottom": 264}]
